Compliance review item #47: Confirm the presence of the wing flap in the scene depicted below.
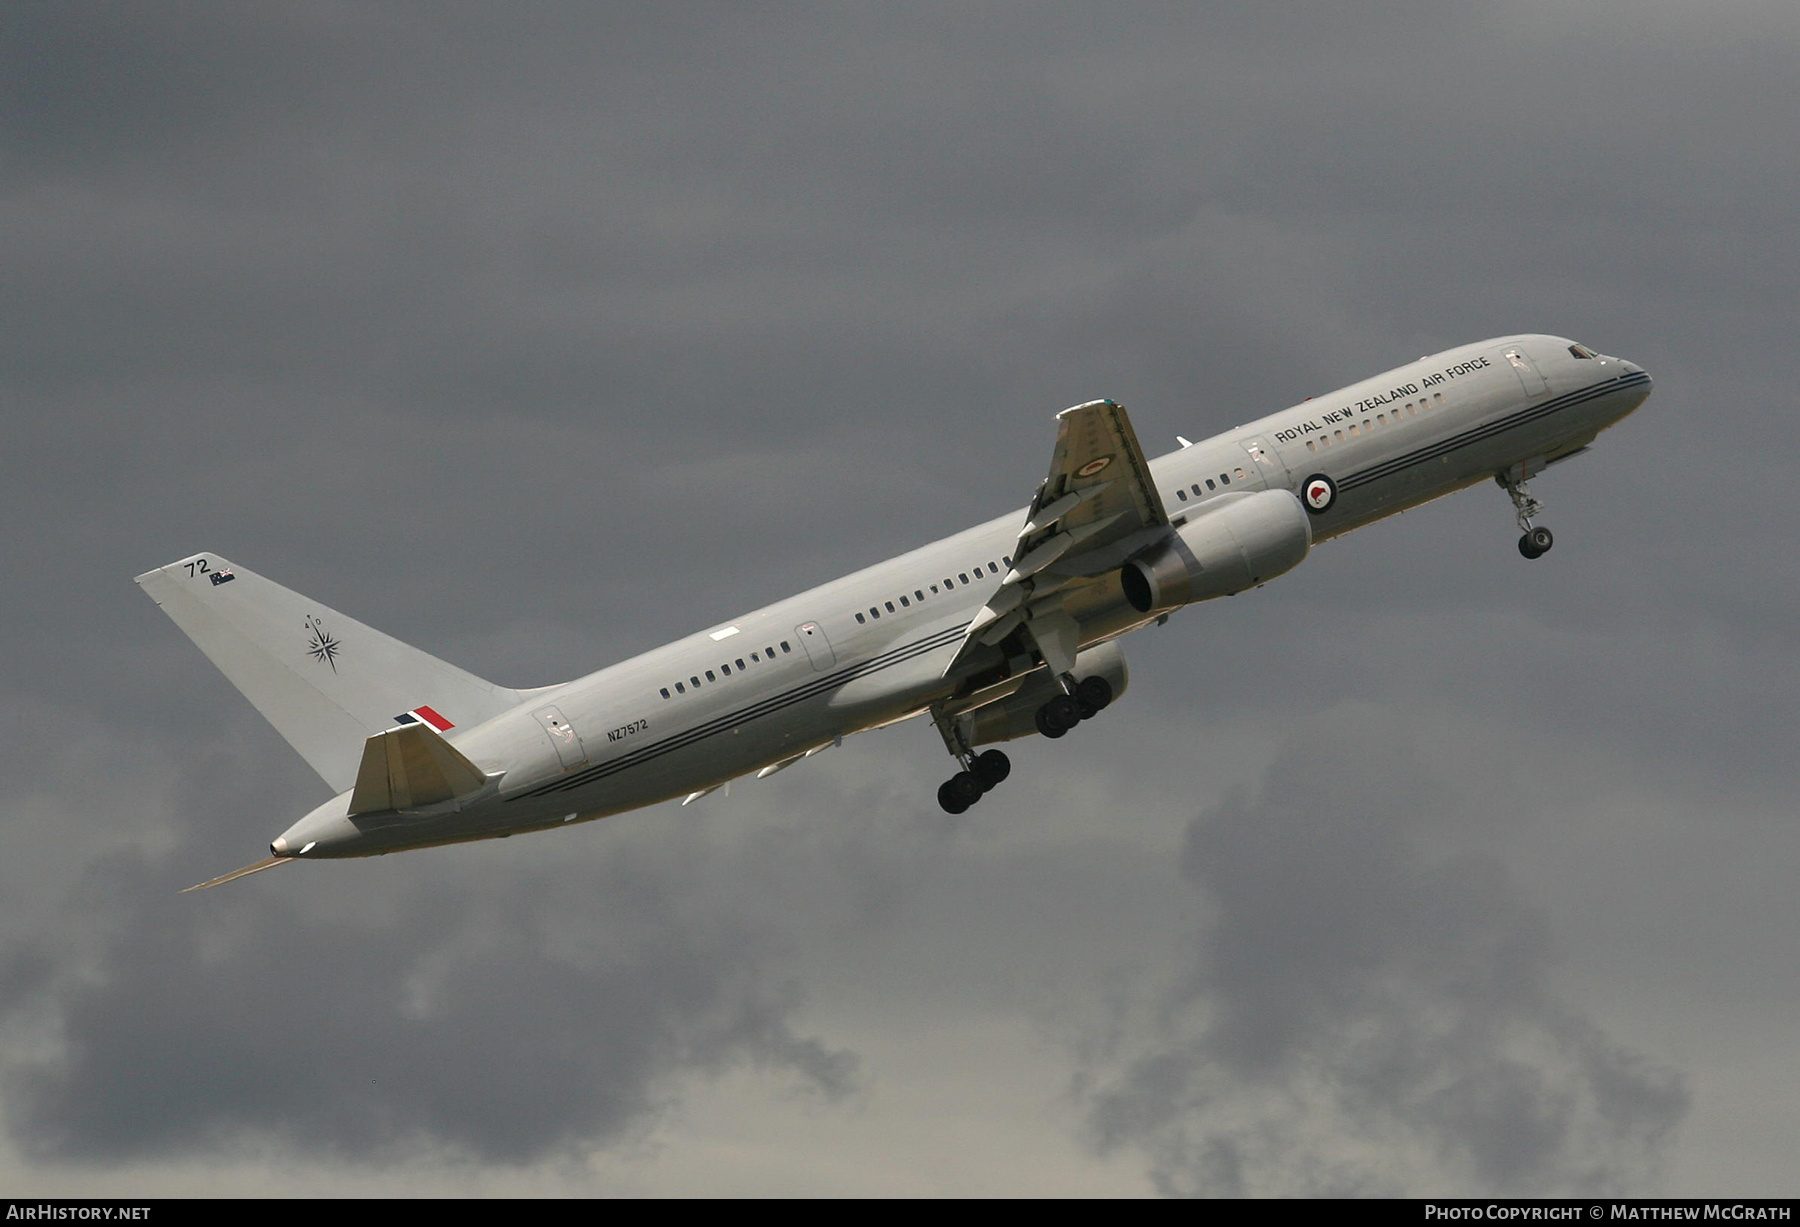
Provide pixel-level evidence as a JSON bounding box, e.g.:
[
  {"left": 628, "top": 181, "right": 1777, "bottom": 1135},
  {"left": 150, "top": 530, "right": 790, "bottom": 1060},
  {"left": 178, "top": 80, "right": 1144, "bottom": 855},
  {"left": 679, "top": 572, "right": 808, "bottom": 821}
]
[{"left": 945, "top": 399, "right": 1172, "bottom": 679}]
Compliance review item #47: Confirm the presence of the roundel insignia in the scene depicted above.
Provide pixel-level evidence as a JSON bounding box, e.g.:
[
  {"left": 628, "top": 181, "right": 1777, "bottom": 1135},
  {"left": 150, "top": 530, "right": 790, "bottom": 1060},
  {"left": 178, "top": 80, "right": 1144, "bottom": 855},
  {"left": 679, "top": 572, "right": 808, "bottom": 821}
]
[
  {"left": 1302, "top": 474, "right": 1337, "bottom": 515},
  {"left": 1075, "top": 454, "right": 1113, "bottom": 478}
]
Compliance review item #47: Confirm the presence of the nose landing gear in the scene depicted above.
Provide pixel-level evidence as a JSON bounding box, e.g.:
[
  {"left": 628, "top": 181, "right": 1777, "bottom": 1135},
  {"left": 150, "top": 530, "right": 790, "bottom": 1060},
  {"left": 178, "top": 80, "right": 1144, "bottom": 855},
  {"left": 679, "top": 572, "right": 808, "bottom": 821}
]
[{"left": 1497, "top": 471, "right": 1553, "bottom": 560}]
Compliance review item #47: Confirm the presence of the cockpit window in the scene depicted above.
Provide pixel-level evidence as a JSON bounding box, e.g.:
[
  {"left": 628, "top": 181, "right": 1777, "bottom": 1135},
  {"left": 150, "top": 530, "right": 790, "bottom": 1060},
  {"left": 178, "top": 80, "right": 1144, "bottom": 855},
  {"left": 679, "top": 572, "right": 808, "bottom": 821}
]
[{"left": 1569, "top": 343, "right": 1596, "bottom": 359}]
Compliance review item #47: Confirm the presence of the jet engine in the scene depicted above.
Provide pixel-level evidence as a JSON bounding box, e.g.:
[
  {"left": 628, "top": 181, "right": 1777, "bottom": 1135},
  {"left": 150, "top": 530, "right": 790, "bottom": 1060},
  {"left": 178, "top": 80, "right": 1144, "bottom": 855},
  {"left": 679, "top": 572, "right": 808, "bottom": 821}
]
[
  {"left": 1121, "top": 488, "right": 1311, "bottom": 613},
  {"left": 966, "top": 640, "right": 1130, "bottom": 745}
]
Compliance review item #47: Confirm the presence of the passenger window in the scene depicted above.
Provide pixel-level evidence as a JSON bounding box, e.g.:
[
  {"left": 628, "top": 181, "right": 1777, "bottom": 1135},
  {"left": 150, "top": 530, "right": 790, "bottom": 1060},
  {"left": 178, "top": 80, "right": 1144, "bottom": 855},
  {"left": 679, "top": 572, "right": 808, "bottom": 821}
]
[
  {"left": 675, "top": 682, "right": 686, "bottom": 694},
  {"left": 780, "top": 641, "right": 791, "bottom": 653},
  {"left": 1177, "top": 488, "right": 1188, "bottom": 502},
  {"left": 959, "top": 573, "right": 969, "bottom": 584},
  {"left": 944, "top": 578, "right": 954, "bottom": 589},
  {"left": 988, "top": 562, "right": 999, "bottom": 573},
  {"left": 1206, "top": 478, "right": 1216, "bottom": 489},
  {"left": 1220, "top": 473, "right": 1231, "bottom": 485},
  {"left": 870, "top": 607, "right": 880, "bottom": 619},
  {"left": 856, "top": 613, "right": 865, "bottom": 623},
  {"left": 751, "top": 652, "right": 761, "bottom": 662},
  {"left": 931, "top": 584, "right": 940, "bottom": 594},
  {"left": 660, "top": 687, "right": 671, "bottom": 699},
  {"left": 690, "top": 676, "right": 700, "bottom": 688},
  {"left": 885, "top": 601, "right": 895, "bottom": 613},
  {"left": 705, "top": 670, "right": 715, "bottom": 682},
  {"left": 721, "top": 664, "right": 730, "bottom": 676},
  {"left": 1306, "top": 440, "right": 1316, "bottom": 452},
  {"left": 1348, "top": 424, "right": 1359, "bottom": 437},
  {"left": 1191, "top": 484, "right": 1202, "bottom": 496},
  {"left": 1433, "top": 392, "right": 1444, "bottom": 404},
  {"left": 736, "top": 659, "right": 745, "bottom": 670},
  {"left": 1003, "top": 556, "right": 1012, "bottom": 567},
  {"left": 915, "top": 590, "right": 924, "bottom": 601},
  {"left": 900, "top": 595, "right": 910, "bottom": 607}
]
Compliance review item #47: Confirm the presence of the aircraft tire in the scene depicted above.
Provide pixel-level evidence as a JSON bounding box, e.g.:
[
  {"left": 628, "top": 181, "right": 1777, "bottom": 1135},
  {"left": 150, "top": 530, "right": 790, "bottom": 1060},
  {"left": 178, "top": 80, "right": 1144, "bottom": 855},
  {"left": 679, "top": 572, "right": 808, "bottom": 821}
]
[
  {"left": 973, "top": 749, "right": 1011, "bottom": 788},
  {"left": 1042, "top": 694, "right": 1081, "bottom": 735},
  {"left": 938, "top": 779, "right": 971, "bottom": 814},
  {"left": 1035, "top": 705, "right": 1068, "bottom": 738},
  {"left": 1075, "top": 675, "right": 1113, "bottom": 714},
  {"left": 1518, "top": 526, "right": 1554, "bottom": 559}
]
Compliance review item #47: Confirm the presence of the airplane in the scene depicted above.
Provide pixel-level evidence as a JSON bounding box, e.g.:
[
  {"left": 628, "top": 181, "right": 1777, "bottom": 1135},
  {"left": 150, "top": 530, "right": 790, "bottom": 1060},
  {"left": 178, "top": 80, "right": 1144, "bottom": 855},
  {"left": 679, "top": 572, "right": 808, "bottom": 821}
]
[{"left": 137, "top": 334, "right": 1651, "bottom": 890}]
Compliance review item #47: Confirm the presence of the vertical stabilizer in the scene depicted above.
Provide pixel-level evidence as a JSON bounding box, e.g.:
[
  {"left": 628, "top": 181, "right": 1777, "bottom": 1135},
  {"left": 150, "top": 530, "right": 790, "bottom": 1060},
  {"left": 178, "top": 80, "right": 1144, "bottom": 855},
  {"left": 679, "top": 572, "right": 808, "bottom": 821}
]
[{"left": 136, "top": 552, "right": 526, "bottom": 791}]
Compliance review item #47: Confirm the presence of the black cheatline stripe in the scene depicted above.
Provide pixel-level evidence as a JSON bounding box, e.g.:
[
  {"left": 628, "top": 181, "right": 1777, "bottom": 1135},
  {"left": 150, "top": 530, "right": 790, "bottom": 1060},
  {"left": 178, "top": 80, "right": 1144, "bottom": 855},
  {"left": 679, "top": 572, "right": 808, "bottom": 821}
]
[
  {"left": 520, "top": 622, "right": 972, "bottom": 798},
  {"left": 1338, "top": 373, "right": 1648, "bottom": 492},
  {"left": 529, "top": 626, "right": 967, "bottom": 796},
  {"left": 1341, "top": 375, "right": 1645, "bottom": 490}
]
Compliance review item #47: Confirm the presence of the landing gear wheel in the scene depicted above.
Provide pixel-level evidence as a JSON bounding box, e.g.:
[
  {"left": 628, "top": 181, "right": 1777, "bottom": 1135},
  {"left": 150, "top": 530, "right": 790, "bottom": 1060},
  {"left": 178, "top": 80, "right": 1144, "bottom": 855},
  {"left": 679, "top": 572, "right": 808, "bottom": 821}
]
[
  {"left": 938, "top": 771, "right": 984, "bottom": 814},
  {"left": 1075, "top": 675, "right": 1113, "bottom": 717},
  {"left": 972, "top": 749, "right": 1011, "bottom": 789},
  {"left": 1036, "top": 693, "right": 1081, "bottom": 739},
  {"left": 1518, "top": 526, "right": 1554, "bottom": 559}
]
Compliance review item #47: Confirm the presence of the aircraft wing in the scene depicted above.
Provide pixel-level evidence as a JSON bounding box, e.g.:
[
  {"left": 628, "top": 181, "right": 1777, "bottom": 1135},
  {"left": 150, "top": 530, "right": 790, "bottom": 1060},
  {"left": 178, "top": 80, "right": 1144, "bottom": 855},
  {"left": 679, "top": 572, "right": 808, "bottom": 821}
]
[{"left": 947, "top": 399, "right": 1171, "bottom": 679}]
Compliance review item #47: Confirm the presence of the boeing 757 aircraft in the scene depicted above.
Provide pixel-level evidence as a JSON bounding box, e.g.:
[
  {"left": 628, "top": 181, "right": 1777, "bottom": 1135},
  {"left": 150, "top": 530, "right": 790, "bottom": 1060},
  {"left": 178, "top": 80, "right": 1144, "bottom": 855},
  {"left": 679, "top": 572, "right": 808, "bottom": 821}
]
[{"left": 139, "top": 335, "right": 1651, "bottom": 889}]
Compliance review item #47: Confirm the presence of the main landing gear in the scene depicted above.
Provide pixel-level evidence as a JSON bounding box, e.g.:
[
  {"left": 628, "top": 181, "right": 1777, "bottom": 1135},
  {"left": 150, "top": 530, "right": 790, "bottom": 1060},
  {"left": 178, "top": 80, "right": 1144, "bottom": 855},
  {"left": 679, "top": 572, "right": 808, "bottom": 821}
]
[
  {"left": 1033, "top": 674, "right": 1114, "bottom": 738},
  {"left": 935, "top": 748, "right": 1011, "bottom": 815},
  {"left": 1497, "top": 471, "right": 1554, "bottom": 560},
  {"left": 931, "top": 674, "right": 1116, "bottom": 814}
]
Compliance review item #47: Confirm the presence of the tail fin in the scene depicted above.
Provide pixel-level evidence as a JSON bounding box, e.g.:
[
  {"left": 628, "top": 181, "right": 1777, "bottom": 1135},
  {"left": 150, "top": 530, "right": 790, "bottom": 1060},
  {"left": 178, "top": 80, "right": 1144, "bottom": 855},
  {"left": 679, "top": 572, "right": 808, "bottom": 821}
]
[{"left": 136, "top": 552, "right": 528, "bottom": 791}]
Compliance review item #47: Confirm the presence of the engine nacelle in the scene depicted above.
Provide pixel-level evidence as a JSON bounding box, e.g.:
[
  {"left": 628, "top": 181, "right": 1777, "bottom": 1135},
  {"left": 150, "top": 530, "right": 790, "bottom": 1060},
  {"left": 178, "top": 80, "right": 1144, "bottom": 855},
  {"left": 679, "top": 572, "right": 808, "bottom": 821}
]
[
  {"left": 1121, "top": 488, "right": 1311, "bottom": 613},
  {"left": 966, "top": 640, "right": 1130, "bottom": 745}
]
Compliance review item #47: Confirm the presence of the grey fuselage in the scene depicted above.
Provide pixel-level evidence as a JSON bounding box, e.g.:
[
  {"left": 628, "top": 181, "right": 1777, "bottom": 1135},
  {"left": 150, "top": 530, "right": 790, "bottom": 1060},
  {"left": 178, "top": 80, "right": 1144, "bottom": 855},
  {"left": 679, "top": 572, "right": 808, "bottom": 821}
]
[{"left": 277, "top": 335, "right": 1652, "bottom": 858}]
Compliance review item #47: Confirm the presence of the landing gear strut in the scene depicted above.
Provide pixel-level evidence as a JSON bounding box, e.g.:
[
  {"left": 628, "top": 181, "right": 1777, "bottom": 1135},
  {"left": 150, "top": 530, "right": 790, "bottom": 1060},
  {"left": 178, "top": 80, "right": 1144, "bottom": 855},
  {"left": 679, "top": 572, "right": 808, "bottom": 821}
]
[
  {"left": 931, "top": 703, "right": 1013, "bottom": 815},
  {"left": 1497, "top": 472, "right": 1554, "bottom": 560},
  {"left": 930, "top": 673, "right": 1113, "bottom": 814}
]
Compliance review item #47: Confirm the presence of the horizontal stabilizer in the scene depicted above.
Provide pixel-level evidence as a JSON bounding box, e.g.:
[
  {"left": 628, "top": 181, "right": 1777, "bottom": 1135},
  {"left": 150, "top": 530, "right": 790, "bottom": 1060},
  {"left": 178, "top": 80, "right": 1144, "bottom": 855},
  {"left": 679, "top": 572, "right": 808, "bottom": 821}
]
[{"left": 349, "top": 722, "right": 489, "bottom": 815}]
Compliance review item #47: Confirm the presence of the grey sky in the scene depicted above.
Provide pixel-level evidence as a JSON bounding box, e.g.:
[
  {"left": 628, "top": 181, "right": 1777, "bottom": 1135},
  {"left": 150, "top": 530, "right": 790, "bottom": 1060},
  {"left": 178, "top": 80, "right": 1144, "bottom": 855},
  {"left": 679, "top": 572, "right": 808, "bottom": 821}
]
[{"left": 2, "top": 2, "right": 1796, "bottom": 1196}]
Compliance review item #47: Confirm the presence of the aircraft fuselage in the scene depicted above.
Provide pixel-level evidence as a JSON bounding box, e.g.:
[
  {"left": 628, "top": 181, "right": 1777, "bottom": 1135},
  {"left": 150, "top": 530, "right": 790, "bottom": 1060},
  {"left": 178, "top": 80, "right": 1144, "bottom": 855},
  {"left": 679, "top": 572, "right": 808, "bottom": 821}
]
[{"left": 253, "top": 334, "right": 1650, "bottom": 861}]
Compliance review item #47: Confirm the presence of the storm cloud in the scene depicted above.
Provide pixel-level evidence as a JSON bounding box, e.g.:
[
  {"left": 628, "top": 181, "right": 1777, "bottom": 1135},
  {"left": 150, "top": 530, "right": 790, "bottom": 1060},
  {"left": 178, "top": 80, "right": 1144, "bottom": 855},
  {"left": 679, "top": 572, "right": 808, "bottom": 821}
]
[
  {"left": 1082, "top": 722, "right": 1689, "bottom": 1196},
  {"left": 1, "top": 2, "right": 1796, "bottom": 1196}
]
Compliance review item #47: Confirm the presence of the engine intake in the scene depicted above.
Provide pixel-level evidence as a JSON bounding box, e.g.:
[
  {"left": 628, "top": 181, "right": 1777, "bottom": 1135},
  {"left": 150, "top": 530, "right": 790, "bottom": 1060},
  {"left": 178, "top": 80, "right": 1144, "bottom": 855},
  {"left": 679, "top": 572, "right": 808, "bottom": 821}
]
[{"left": 1121, "top": 489, "right": 1312, "bottom": 613}]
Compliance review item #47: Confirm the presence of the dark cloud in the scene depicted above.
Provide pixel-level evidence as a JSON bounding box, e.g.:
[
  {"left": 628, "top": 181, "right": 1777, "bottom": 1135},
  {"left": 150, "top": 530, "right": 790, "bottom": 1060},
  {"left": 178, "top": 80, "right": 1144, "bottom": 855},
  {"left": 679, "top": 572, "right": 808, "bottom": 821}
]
[
  {"left": 0, "top": 1, "right": 1792, "bottom": 1193},
  {"left": 1, "top": 827, "right": 855, "bottom": 1166},
  {"left": 1080, "top": 725, "right": 1688, "bottom": 1196}
]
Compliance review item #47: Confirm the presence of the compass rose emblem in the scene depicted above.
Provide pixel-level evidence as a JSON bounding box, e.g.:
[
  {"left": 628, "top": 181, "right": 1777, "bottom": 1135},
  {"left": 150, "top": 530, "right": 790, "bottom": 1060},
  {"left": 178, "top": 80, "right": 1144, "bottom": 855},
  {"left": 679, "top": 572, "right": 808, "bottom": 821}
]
[{"left": 304, "top": 615, "right": 341, "bottom": 673}]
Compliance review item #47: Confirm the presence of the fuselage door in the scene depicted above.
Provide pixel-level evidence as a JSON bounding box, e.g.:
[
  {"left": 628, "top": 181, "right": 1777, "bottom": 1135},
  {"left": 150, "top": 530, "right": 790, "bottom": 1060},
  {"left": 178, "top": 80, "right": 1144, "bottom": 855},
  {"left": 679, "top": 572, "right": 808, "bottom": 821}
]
[
  {"left": 532, "top": 704, "right": 589, "bottom": 771},
  {"left": 1240, "top": 436, "right": 1291, "bottom": 489},
  {"left": 1503, "top": 346, "right": 1549, "bottom": 398},
  {"left": 795, "top": 621, "right": 835, "bottom": 671}
]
